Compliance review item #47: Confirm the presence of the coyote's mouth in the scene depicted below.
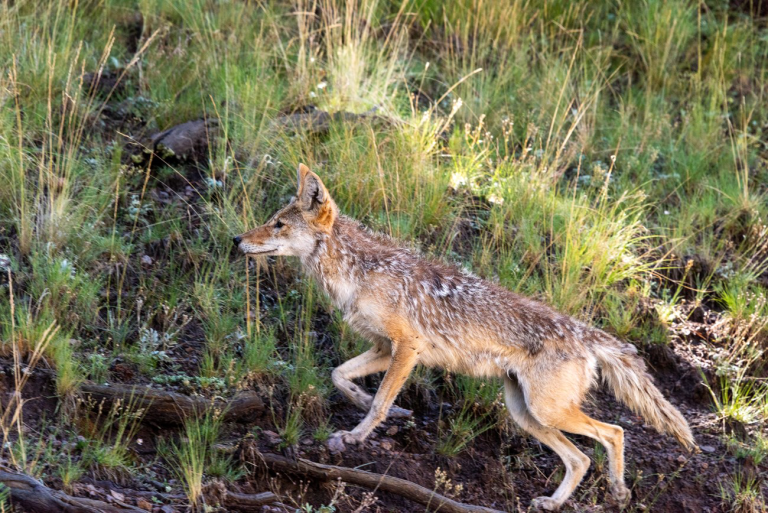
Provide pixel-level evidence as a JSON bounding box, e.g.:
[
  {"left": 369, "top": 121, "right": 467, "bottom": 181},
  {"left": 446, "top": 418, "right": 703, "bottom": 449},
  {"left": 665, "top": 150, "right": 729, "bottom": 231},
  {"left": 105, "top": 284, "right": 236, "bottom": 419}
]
[{"left": 243, "top": 247, "right": 277, "bottom": 256}]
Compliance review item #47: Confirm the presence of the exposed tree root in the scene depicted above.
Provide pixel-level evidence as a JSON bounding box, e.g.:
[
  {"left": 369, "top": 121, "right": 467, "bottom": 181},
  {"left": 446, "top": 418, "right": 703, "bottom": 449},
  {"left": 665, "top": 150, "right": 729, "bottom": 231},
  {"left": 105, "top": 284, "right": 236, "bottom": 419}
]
[
  {"left": 0, "top": 469, "right": 143, "bottom": 513},
  {"left": 81, "top": 477, "right": 286, "bottom": 512},
  {"left": 203, "top": 479, "right": 286, "bottom": 511},
  {"left": 0, "top": 469, "right": 285, "bottom": 513},
  {"left": 250, "top": 451, "right": 505, "bottom": 513},
  {"left": 80, "top": 383, "right": 264, "bottom": 425}
]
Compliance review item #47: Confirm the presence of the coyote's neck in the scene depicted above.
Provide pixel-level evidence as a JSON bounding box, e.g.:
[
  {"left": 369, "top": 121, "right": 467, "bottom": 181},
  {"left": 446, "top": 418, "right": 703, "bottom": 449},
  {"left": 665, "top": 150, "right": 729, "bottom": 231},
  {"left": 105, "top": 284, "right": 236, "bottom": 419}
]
[{"left": 299, "top": 217, "right": 366, "bottom": 311}]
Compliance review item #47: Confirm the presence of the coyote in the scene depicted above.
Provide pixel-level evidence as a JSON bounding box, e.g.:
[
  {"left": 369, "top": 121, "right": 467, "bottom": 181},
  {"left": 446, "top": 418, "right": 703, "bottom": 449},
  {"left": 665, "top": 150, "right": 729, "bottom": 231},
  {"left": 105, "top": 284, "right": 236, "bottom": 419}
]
[{"left": 234, "top": 164, "right": 696, "bottom": 510}]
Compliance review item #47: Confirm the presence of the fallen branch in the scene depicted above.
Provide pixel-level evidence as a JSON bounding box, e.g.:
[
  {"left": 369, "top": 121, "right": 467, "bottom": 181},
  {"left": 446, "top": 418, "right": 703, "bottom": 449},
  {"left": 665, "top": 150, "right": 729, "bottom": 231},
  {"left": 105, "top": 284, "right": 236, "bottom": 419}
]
[
  {"left": 223, "top": 490, "right": 285, "bottom": 511},
  {"left": 0, "top": 469, "right": 143, "bottom": 513},
  {"left": 81, "top": 477, "right": 284, "bottom": 512},
  {"left": 255, "top": 452, "right": 504, "bottom": 513},
  {"left": 79, "top": 477, "right": 185, "bottom": 502},
  {"left": 80, "top": 383, "right": 264, "bottom": 425}
]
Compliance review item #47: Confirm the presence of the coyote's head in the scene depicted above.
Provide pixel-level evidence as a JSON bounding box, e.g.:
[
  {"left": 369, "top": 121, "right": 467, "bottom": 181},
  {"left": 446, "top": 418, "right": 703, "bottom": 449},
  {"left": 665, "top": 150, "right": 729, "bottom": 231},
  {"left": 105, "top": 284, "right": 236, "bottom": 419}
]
[{"left": 234, "top": 164, "right": 338, "bottom": 258}]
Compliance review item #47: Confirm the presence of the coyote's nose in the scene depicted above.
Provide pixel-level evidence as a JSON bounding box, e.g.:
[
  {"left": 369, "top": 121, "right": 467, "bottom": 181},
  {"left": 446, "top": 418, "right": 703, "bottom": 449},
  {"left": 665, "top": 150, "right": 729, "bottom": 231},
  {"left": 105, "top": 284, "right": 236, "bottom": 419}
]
[{"left": 233, "top": 236, "right": 242, "bottom": 246}]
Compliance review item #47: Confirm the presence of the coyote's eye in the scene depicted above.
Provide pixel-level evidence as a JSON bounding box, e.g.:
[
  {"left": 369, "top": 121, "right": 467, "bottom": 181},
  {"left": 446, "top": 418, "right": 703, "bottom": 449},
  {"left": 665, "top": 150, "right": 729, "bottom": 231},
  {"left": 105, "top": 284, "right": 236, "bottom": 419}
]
[{"left": 274, "top": 219, "right": 284, "bottom": 229}]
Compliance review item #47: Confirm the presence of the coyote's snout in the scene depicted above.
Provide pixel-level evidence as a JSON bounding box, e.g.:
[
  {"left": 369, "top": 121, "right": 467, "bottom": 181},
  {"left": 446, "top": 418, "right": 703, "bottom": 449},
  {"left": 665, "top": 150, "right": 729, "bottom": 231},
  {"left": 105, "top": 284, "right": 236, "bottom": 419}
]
[{"left": 235, "top": 164, "right": 696, "bottom": 511}]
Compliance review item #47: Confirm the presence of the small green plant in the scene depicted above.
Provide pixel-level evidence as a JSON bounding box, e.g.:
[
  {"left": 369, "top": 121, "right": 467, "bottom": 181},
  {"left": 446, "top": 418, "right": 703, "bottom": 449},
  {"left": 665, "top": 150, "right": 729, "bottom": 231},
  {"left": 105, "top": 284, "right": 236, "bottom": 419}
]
[
  {"left": 58, "top": 455, "right": 85, "bottom": 491},
  {"left": 719, "top": 470, "right": 766, "bottom": 513},
  {"left": 278, "top": 406, "right": 304, "bottom": 449},
  {"left": 728, "top": 432, "right": 768, "bottom": 467},
  {"left": 207, "top": 453, "right": 245, "bottom": 483},
  {"left": 10, "top": 430, "right": 55, "bottom": 479},
  {"left": 84, "top": 353, "right": 110, "bottom": 384},
  {"left": 717, "top": 273, "right": 768, "bottom": 321},
  {"left": 436, "top": 400, "right": 496, "bottom": 457},
  {"left": 455, "top": 375, "right": 500, "bottom": 413},
  {"left": 0, "top": 482, "right": 10, "bottom": 513},
  {"left": 240, "top": 328, "right": 278, "bottom": 378},
  {"left": 603, "top": 291, "right": 639, "bottom": 339},
  {"left": 51, "top": 335, "right": 83, "bottom": 399},
  {"left": 299, "top": 503, "right": 337, "bottom": 513},
  {"left": 217, "top": 328, "right": 278, "bottom": 388},
  {"left": 313, "top": 420, "right": 334, "bottom": 443},
  {"left": 707, "top": 375, "right": 768, "bottom": 426},
  {"left": 593, "top": 442, "right": 607, "bottom": 474},
  {"left": 655, "top": 259, "right": 695, "bottom": 327},
  {"left": 80, "top": 394, "right": 146, "bottom": 481},
  {"left": 162, "top": 410, "right": 223, "bottom": 508},
  {"left": 0, "top": 306, "right": 59, "bottom": 472}
]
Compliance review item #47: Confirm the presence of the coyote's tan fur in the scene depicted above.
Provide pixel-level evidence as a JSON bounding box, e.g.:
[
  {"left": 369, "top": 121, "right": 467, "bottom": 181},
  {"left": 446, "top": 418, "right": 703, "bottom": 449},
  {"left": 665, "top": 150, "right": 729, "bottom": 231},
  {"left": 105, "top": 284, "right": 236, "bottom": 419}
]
[{"left": 235, "top": 164, "right": 696, "bottom": 510}]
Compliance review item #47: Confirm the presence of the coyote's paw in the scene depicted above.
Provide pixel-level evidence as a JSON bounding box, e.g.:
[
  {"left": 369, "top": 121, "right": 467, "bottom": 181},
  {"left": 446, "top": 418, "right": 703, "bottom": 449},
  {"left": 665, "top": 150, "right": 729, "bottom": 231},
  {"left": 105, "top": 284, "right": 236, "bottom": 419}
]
[
  {"left": 611, "top": 483, "right": 631, "bottom": 506},
  {"left": 530, "top": 496, "right": 561, "bottom": 511},
  {"left": 327, "top": 430, "right": 358, "bottom": 454},
  {"left": 387, "top": 406, "right": 413, "bottom": 418}
]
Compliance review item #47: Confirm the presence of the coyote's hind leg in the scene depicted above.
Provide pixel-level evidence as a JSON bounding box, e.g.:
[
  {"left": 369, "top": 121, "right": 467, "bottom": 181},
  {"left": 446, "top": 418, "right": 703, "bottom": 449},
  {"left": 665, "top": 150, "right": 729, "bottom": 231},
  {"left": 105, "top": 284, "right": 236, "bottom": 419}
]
[
  {"left": 547, "top": 408, "right": 630, "bottom": 505},
  {"left": 521, "top": 363, "right": 630, "bottom": 506},
  {"left": 504, "top": 375, "right": 590, "bottom": 511}
]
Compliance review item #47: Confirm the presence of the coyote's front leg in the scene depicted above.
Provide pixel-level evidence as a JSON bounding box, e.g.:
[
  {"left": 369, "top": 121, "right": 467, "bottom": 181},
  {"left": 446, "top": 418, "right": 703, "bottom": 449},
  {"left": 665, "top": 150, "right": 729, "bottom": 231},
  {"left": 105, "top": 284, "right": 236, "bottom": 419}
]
[
  {"left": 329, "top": 323, "right": 420, "bottom": 453},
  {"left": 331, "top": 347, "right": 413, "bottom": 418}
]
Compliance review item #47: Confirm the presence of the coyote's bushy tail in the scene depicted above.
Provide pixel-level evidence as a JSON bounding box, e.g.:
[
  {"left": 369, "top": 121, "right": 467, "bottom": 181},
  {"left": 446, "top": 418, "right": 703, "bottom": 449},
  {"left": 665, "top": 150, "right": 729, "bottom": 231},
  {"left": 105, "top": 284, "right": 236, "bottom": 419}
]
[{"left": 593, "top": 336, "right": 696, "bottom": 450}]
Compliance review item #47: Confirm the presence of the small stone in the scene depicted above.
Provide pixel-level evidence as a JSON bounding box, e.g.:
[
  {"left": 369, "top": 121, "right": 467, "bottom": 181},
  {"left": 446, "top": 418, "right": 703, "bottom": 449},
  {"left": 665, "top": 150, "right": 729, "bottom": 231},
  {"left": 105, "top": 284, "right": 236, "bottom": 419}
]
[
  {"left": 676, "top": 455, "right": 687, "bottom": 463},
  {"left": 141, "top": 255, "right": 153, "bottom": 266},
  {"left": 386, "top": 426, "right": 398, "bottom": 436},
  {"left": 263, "top": 430, "right": 282, "bottom": 445},
  {"left": 700, "top": 445, "right": 716, "bottom": 453},
  {"left": 301, "top": 439, "right": 313, "bottom": 446},
  {"left": 380, "top": 440, "right": 393, "bottom": 451},
  {"left": 0, "top": 254, "right": 10, "bottom": 271},
  {"left": 701, "top": 462, "right": 708, "bottom": 470},
  {"left": 137, "top": 499, "right": 153, "bottom": 511}
]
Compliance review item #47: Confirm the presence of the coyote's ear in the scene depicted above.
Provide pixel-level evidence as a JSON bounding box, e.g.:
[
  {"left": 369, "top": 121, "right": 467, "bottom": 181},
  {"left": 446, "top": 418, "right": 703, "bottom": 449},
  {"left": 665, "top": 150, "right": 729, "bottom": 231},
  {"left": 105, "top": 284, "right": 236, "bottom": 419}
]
[
  {"left": 296, "top": 163, "right": 311, "bottom": 192},
  {"left": 297, "top": 164, "right": 327, "bottom": 208},
  {"left": 296, "top": 164, "right": 336, "bottom": 229}
]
